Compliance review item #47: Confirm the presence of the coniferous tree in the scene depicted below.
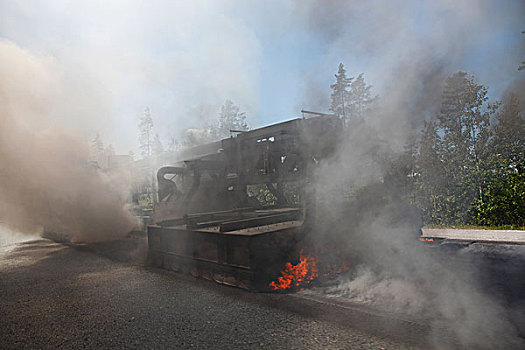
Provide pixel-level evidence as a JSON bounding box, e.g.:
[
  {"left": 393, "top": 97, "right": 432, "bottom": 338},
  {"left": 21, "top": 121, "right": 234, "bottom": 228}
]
[
  {"left": 181, "top": 100, "right": 248, "bottom": 148},
  {"left": 347, "top": 73, "right": 376, "bottom": 124},
  {"left": 330, "top": 64, "right": 375, "bottom": 128},
  {"left": 139, "top": 107, "right": 154, "bottom": 157},
  {"left": 330, "top": 63, "right": 353, "bottom": 126},
  {"left": 218, "top": 100, "right": 248, "bottom": 138}
]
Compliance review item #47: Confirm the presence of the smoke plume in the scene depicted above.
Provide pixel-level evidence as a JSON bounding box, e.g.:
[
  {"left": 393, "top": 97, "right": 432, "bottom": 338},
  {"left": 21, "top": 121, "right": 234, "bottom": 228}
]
[
  {"left": 1, "top": 0, "right": 523, "bottom": 346},
  {"left": 300, "top": 0, "right": 525, "bottom": 346},
  {"left": 0, "top": 40, "right": 135, "bottom": 242},
  {"left": 307, "top": 115, "right": 525, "bottom": 347}
]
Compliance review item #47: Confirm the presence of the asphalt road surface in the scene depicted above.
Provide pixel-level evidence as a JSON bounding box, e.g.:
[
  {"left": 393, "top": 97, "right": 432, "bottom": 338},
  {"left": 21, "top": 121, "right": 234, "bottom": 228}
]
[
  {"left": 2, "top": 234, "right": 524, "bottom": 349},
  {"left": 1, "top": 238, "right": 422, "bottom": 350}
]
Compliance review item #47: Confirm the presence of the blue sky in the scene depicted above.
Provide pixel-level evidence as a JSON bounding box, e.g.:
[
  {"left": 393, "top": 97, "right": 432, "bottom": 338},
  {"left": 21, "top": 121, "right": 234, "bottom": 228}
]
[{"left": 1, "top": 0, "right": 524, "bottom": 153}]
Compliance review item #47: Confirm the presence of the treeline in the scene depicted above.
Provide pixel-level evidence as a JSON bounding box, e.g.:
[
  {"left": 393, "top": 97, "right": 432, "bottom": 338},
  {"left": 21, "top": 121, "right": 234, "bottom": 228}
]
[
  {"left": 128, "top": 63, "right": 523, "bottom": 227},
  {"left": 407, "top": 73, "right": 524, "bottom": 227},
  {"left": 330, "top": 65, "right": 524, "bottom": 228},
  {"left": 136, "top": 100, "right": 249, "bottom": 158}
]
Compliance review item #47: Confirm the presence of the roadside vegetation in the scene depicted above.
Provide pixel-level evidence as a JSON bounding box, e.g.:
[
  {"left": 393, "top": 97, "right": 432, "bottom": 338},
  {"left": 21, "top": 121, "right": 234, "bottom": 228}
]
[
  {"left": 398, "top": 74, "right": 524, "bottom": 228},
  {"left": 328, "top": 64, "right": 524, "bottom": 229}
]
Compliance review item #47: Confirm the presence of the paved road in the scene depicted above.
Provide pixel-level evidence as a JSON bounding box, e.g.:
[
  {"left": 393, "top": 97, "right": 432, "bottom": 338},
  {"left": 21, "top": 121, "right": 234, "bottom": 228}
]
[{"left": 0, "top": 239, "right": 422, "bottom": 350}]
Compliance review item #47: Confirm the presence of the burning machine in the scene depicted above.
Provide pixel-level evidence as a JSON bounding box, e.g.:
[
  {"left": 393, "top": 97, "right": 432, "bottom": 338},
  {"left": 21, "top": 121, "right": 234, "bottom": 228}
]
[{"left": 147, "top": 114, "right": 341, "bottom": 291}]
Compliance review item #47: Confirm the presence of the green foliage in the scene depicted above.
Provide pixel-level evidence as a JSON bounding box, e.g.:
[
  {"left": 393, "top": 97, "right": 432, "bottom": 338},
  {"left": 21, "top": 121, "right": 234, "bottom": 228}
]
[
  {"left": 218, "top": 99, "right": 248, "bottom": 139},
  {"left": 472, "top": 171, "right": 525, "bottom": 227},
  {"left": 247, "top": 184, "right": 277, "bottom": 206},
  {"left": 469, "top": 93, "right": 525, "bottom": 227},
  {"left": 247, "top": 183, "right": 301, "bottom": 207},
  {"left": 330, "top": 63, "right": 352, "bottom": 122},
  {"left": 330, "top": 63, "right": 375, "bottom": 127},
  {"left": 347, "top": 73, "right": 376, "bottom": 123},
  {"left": 409, "top": 72, "right": 524, "bottom": 227}
]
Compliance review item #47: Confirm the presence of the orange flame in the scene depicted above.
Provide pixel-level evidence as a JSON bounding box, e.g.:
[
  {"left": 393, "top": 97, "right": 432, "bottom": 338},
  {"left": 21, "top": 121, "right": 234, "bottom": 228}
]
[
  {"left": 322, "top": 260, "right": 351, "bottom": 278},
  {"left": 269, "top": 250, "right": 319, "bottom": 291},
  {"left": 418, "top": 237, "right": 434, "bottom": 242}
]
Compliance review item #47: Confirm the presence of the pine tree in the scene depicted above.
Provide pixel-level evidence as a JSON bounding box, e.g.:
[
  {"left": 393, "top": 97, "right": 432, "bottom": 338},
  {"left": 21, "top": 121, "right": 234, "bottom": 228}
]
[
  {"left": 218, "top": 100, "right": 248, "bottom": 138},
  {"left": 330, "top": 64, "right": 375, "bottom": 128},
  {"left": 330, "top": 63, "right": 353, "bottom": 125},
  {"left": 139, "top": 107, "right": 154, "bottom": 157},
  {"left": 347, "top": 73, "right": 376, "bottom": 124}
]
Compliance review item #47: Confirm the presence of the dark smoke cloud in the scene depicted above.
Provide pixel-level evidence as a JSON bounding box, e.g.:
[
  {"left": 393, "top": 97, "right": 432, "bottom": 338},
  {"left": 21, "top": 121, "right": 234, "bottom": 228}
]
[{"left": 0, "top": 40, "right": 135, "bottom": 242}]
